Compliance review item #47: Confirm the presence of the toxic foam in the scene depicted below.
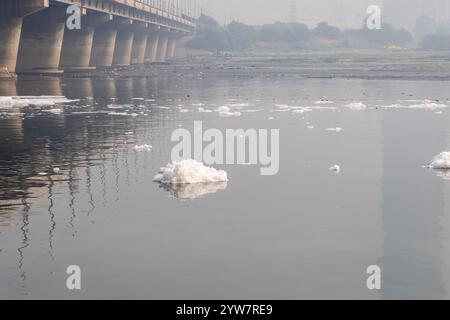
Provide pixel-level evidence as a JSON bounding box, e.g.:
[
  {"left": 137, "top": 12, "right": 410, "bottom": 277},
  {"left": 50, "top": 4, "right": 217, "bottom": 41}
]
[{"left": 153, "top": 159, "right": 228, "bottom": 185}]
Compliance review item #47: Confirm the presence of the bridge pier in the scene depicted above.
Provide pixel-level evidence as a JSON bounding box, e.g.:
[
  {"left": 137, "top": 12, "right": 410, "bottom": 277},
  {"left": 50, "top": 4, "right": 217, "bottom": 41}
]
[
  {"left": 16, "top": 6, "right": 66, "bottom": 74},
  {"left": 90, "top": 27, "right": 117, "bottom": 68},
  {"left": 60, "top": 12, "right": 112, "bottom": 71},
  {"left": 1, "top": 0, "right": 195, "bottom": 74},
  {"left": 0, "top": 0, "right": 49, "bottom": 76},
  {"left": 130, "top": 23, "right": 148, "bottom": 65},
  {"left": 112, "top": 20, "right": 134, "bottom": 66},
  {"left": 0, "top": 17, "right": 23, "bottom": 76},
  {"left": 144, "top": 27, "right": 160, "bottom": 64},
  {"left": 166, "top": 35, "right": 180, "bottom": 61},
  {"left": 155, "top": 31, "right": 169, "bottom": 63},
  {"left": 90, "top": 18, "right": 135, "bottom": 68}
]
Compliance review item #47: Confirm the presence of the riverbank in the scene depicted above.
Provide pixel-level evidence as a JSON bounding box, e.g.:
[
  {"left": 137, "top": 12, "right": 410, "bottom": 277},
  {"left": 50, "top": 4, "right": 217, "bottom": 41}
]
[{"left": 51, "top": 50, "right": 450, "bottom": 81}]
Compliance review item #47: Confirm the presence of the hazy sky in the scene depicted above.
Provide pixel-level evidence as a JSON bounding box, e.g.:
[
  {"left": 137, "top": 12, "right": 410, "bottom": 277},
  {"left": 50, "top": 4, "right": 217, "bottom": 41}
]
[{"left": 198, "top": 0, "right": 450, "bottom": 30}]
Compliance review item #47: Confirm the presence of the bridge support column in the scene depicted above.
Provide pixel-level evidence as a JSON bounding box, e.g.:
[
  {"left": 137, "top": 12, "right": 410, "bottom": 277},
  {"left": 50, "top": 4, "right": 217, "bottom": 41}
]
[
  {"left": 0, "top": 17, "right": 23, "bottom": 76},
  {"left": 0, "top": 0, "right": 50, "bottom": 76},
  {"left": 130, "top": 24, "right": 148, "bottom": 65},
  {"left": 113, "top": 21, "right": 134, "bottom": 66},
  {"left": 60, "top": 13, "right": 112, "bottom": 71},
  {"left": 16, "top": 6, "right": 66, "bottom": 74},
  {"left": 90, "top": 18, "right": 133, "bottom": 68},
  {"left": 90, "top": 27, "right": 117, "bottom": 68},
  {"left": 155, "top": 31, "right": 169, "bottom": 63},
  {"left": 144, "top": 27, "right": 160, "bottom": 64},
  {"left": 166, "top": 35, "right": 180, "bottom": 61}
]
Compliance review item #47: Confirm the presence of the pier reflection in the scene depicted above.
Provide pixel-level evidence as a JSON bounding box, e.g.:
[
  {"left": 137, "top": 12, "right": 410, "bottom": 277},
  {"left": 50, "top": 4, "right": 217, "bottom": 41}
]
[
  {"left": 0, "top": 75, "right": 186, "bottom": 292},
  {"left": 0, "top": 74, "right": 179, "bottom": 243}
]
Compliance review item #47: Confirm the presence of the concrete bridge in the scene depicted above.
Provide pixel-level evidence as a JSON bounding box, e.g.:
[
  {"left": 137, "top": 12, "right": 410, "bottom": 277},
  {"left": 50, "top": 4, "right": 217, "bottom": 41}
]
[{"left": 0, "top": 0, "right": 196, "bottom": 76}]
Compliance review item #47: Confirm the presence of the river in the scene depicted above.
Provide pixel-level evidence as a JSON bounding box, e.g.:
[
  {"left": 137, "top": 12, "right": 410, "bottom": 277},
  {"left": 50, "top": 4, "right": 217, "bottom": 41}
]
[{"left": 1, "top": 71, "right": 450, "bottom": 299}]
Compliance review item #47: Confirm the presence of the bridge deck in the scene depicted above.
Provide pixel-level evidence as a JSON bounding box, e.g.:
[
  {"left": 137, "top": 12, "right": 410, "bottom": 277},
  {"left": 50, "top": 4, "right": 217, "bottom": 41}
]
[{"left": 54, "top": 0, "right": 195, "bottom": 33}]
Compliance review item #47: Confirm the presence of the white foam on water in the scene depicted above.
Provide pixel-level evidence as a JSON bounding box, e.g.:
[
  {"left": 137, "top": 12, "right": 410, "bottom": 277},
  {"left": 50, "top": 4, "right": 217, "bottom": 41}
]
[
  {"left": 153, "top": 159, "right": 228, "bottom": 185},
  {"left": 344, "top": 102, "right": 367, "bottom": 110},
  {"left": 410, "top": 100, "right": 448, "bottom": 110},
  {"left": 179, "top": 109, "right": 189, "bottom": 113},
  {"left": 43, "top": 108, "right": 63, "bottom": 114},
  {"left": 427, "top": 152, "right": 450, "bottom": 169},
  {"left": 274, "top": 104, "right": 336, "bottom": 113},
  {"left": 382, "top": 100, "right": 448, "bottom": 111},
  {"left": 133, "top": 144, "right": 152, "bottom": 152},
  {"left": 215, "top": 106, "right": 241, "bottom": 117},
  {"left": 108, "top": 112, "right": 130, "bottom": 116},
  {"left": 0, "top": 96, "right": 77, "bottom": 109},
  {"left": 292, "top": 109, "right": 307, "bottom": 114},
  {"left": 329, "top": 165, "right": 341, "bottom": 173},
  {"left": 274, "top": 104, "right": 291, "bottom": 111},
  {"left": 241, "top": 109, "right": 263, "bottom": 113},
  {"left": 198, "top": 107, "right": 213, "bottom": 113},
  {"left": 107, "top": 104, "right": 127, "bottom": 109},
  {"left": 425, "top": 152, "right": 450, "bottom": 180},
  {"left": 325, "top": 127, "right": 343, "bottom": 133}
]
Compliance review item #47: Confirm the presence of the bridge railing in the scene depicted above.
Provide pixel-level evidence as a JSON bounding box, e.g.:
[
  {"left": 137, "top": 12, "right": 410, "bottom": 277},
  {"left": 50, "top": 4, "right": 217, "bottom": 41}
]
[{"left": 100, "top": 0, "right": 196, "bottom": 27}]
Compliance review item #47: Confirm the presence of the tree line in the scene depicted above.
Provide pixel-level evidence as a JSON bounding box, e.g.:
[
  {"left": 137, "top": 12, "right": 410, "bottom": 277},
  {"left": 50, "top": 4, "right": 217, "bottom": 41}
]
[{"left": 188, "top": 15, "right": 450, "bottom": 52}]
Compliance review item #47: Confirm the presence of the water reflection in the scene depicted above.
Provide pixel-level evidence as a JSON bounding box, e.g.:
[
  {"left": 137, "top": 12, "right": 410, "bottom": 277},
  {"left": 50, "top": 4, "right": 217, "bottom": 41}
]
[
  {"left": 0, "top": 75, "right": 183, "bottom": 238},
  {"left": 159, "top": 182, "right": 228, "bottom": 199},
  {"left": 433, "top": 169, "right": 450, "bottom": 181},
  {"left": 18, "top": 198, "right": 30, "bottom": 282},
  {"left": 0, "top": 76, "right": 172, "bottom": 214},
  {"left": 2, "top": 75, "right": 450, "bottom": 299},
  {"left": 380, "top": 110, "right": 447, "bottom": 299}
]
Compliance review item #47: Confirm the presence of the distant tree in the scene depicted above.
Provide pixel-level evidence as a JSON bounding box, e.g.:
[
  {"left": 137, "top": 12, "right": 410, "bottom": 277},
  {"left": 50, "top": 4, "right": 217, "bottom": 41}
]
[
  {"left": 259, "top": 22, "right": 310, "bottom": 43},
  {"left": 345, "top": 23, "right": 413, "bottom": 47},
  {"left": 188, "top": 15, "right": 230, "bottom": 51},
  {"left": 226, "top": 21, "right": 258, "bottom": 51},
  {"left": 422, "top": 34, "right": 450, "bottom": 51},
  {"left": 312, "top": 22, "right": 341, "bottom": 39},
  {"left": 188, "top": 15, "right": 415, "bottom": 52}
]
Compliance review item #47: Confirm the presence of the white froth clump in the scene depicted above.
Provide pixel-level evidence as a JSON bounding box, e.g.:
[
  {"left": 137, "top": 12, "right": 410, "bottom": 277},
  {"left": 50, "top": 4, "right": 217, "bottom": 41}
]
[
  {"left": 428, "top": 152, "right": 450, "bottom": 169},
  {"left": 0, "top": 96, "right": 76, "bottom": 109},
  {"left": 344, "top": 102, "right": 367, "bottom": 110},
  {"left": 198, "top": 107, "right": 212, "bottom": 113},
  {"left": 133, "top": 144, "right": 153, "bottom": 152},
  {"left": 153, "top": 159, "right": 228, "bottom": 185},
  {"left": 325, "top": 127, "right": 343, "bottom": 133},
  {"left": 329, "top": 165, "right": 341, "bottom": 173},
  {"left": 215, "top": 106, "right": 241, "bottom": 117},
  {"left": 383, "top": 100, "right": 448, "bottom": 111},
  {"left": 410, "top": 100, "right": 447, "bottom": 110}
]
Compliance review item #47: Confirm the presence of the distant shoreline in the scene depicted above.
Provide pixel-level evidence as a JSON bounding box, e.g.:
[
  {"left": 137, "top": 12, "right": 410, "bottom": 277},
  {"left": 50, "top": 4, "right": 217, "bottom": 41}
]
[{"left": 9, "top": 50, "right": 450, "bottom": 82}]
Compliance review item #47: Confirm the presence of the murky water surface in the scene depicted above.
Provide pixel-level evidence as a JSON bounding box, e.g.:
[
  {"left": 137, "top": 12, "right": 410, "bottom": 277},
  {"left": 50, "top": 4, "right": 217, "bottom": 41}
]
[{"left": 1, "top": 74, "right": 450, "bottom": 299}]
